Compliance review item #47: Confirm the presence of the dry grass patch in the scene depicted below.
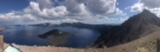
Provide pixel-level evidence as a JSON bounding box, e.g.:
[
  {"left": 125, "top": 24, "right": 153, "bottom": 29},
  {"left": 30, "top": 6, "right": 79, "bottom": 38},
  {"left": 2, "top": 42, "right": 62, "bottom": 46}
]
[{"left": 136, "top": 47, "right": 149, "bottom": 52}]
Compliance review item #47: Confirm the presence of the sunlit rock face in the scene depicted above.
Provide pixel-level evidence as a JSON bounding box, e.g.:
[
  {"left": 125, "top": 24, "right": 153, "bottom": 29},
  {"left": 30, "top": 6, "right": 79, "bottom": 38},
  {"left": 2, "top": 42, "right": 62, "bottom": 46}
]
[{"left": 39, "top": 29, "right": 71, "bottom": 46}]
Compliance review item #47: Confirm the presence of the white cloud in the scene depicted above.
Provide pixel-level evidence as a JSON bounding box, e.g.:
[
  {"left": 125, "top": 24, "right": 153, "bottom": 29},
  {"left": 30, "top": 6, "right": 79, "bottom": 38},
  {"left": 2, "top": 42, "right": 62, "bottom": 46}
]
[
  {"left": 86, "top": 0, "right": 123, "bottom": 15},
  {"left": 131, "top": 3, "right": 144, "bottom": 12},
  {"left": 149, "top": 8, "right": 160, "bottom": 17},
  {"left": 141, "top": 0, "right": 160, "bottom": 8},
  {"left": 129, "top": 0, "right": 160, "bottom": 17},
  {"left": 35, "top": 0, "right": 53, "bottom": 8},
  {"left": 0, "top": 12, "right": 21, "bottom": 21},
  {"left": 0, "top": 0, "right": 127, "bottom": 25},
  {"left": 24, "top": 1, "right": 68, "bottom": 18},
  {"left": 65, "top": 0, "right": 90, "bottom": 16}
]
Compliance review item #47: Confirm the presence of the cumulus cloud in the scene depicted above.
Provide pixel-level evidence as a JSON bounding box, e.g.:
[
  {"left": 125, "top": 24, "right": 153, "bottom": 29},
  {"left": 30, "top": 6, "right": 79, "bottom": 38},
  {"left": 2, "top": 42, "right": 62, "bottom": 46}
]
[
  {"left": 141, "top": 0, "right": 160, "bottom": 8},
  {"left": 128, "top": 0, "right": 160, "bottom": 17},
  {"left": 0, "top": 11, "right": 37, "bottom": 21},
  {"left": 65, "top": 0, "right": 89, "bottom": 16},
  {"left": 86, "top": 0, "right": 122, "bottom": 15},
  {"left": 0, "top": 0, "right": 126, "bottom": 25},
  {"left": 24, "top": 1, "right": 68, "bottom": 18},
  {"left": 130, "top": 3, "right": 144, "bottom": 12},
  {"left": 34, "top": 0, "right": 53, "bottom": 8}
]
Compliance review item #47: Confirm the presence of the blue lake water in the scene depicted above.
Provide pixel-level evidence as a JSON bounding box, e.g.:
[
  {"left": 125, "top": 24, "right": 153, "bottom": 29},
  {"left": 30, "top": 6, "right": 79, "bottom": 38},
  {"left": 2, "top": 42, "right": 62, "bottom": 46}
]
[{"left": 2, "top": 26, "right": 99, "bottom": 48}]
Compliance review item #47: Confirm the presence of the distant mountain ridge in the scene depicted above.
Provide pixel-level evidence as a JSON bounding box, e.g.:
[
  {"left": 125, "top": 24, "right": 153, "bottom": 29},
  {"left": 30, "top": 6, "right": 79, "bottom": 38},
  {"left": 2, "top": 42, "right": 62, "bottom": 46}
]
[{"left": 93, "top": 9, "right": 160, "bottom": 47}]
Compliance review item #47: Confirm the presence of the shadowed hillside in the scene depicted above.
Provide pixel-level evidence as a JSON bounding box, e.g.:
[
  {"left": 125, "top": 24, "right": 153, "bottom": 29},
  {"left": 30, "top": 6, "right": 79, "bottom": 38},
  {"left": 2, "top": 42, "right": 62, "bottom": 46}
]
[{"left": 94, "top": 9, "right": 160, "bottom": 47}]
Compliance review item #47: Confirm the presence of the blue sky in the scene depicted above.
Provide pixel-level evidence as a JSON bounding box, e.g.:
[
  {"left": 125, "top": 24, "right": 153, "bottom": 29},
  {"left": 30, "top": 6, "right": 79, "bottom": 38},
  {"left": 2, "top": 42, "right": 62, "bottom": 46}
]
[
  {"left": 117, "top": 0, "right": 139, "bottom": 15},
  {"left": 117, "top": 0, "right": 139, "bottom": 10},
  {"left": 0, "top": 0, "right": 160, "bottom": 25},
  {"left": 0, "top": 0, "right": 29, "bottom": 13}
]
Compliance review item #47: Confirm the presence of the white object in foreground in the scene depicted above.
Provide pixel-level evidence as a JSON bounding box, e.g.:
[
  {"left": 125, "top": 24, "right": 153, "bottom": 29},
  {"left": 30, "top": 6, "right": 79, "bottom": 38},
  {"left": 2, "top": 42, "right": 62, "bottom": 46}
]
[{"left": 3, "top": 46, "right": 21, "bottom": 52}]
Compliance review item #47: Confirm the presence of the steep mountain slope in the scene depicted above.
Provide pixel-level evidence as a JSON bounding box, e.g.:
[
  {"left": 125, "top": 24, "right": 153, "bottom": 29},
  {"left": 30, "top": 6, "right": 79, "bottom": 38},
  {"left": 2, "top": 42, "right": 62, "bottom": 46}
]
[{"left": 94, "top": 9, "right": 160, "bottom": 47}]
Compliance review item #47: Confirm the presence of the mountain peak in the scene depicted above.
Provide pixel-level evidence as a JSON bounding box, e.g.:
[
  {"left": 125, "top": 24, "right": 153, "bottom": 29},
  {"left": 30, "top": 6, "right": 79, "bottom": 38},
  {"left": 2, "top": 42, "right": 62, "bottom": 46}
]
[
  {"left": 140, "top": 9, "right": 156, "bottom": 16},
  {"left": 93, "top": 9, "right": 160, "bottom": 48},
  {"left": 122, "top": 9, "right": 160, "bottom": 26},
  {"left": 142, "top": 9, "right": 151, "bottom": 13}
]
